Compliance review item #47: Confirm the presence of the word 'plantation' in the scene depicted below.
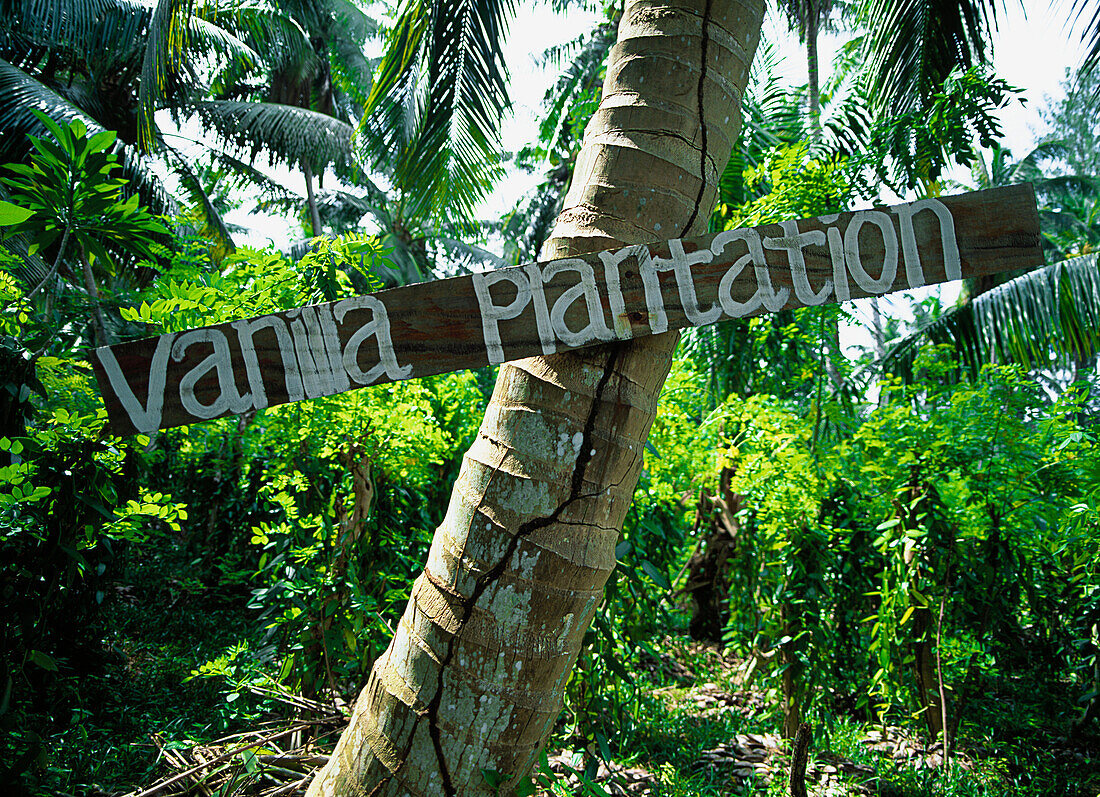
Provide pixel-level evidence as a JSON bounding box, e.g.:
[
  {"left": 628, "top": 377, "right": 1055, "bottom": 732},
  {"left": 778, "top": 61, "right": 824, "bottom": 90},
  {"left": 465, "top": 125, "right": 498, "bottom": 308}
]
[{"left": 93, "top": 185, "right": 1042, "bottom": 435}]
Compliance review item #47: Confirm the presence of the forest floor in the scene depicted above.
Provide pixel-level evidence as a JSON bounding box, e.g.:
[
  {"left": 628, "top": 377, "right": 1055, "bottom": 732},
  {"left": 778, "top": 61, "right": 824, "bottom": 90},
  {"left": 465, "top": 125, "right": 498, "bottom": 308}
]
[
  {"left": 20, "top": 545, "right": 1100, "bottom": 797},
  {"left": 105, "top": 634, "right": 1099, "bottom": 797}
]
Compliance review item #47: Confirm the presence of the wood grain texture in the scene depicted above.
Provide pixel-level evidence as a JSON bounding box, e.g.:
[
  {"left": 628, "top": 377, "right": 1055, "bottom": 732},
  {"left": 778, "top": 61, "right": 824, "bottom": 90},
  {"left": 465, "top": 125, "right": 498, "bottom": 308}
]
[{"left": 92, "top": 184, "right": 1041, "bottom": 435}]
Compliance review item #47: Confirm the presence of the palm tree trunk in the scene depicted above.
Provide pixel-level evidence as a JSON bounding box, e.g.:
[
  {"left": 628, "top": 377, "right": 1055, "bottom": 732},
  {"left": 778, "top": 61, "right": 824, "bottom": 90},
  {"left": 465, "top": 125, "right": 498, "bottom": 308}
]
[
  {"left": 870, "top": 296, "right": 886, "bottom": 360},
  {"left": 806, "top": 8, "right": 820, "bottom": 130},
  {"left": 305, "top": 1, "right": 764, "bottom": 795},
  {"left": 80, "top": 253, "right": 109, "bottom": 347},
  {"left": 304, "top": 163, "right": 323, "bottom": 237}
]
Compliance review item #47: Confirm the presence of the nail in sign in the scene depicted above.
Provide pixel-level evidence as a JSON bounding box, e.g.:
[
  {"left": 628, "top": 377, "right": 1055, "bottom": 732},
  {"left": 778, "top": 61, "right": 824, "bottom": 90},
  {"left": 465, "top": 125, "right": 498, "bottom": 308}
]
[{"left": 92, "top": 185, "right": 1043, "bottom": 435}]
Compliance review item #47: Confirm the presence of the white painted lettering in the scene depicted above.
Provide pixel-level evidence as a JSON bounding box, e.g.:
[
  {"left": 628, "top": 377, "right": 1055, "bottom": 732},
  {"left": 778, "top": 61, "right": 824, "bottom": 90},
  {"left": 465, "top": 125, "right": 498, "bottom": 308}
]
[
  {"left": 655, "top": 239, "right": 721, "bottom": 326},
  {"left": 471, "top": 268, "right": 533, "bottom": 365},
  {"left": 844, "top": 210, "right": 899, "bottom": 294},
  {"left": 171, "top": 329, "right": 251, "bottom": 420},
  {"left": 597, "top": 245, "right": 640, "bottom": 340},
  {"left": 711, "top": 229, "right": 764, "bottom": 317},
  {"left": 638, "top": 248, "right": 670, "bottom": 333},
  {"left": 231, "top": 316, "right": 305, "bottom": 409},
  {"left": 335, "top": 295, "right": 413, "bottom": 385},
  {"left": 317, "top": 303, "right": 351, "bottom": 394},
  {"left": 542, "top": 258, "right": 614, "bottom": 348},
  {"left": 288, "top": 308, "right": 333, "bottom": 399},
  {"left": 827, "top": 227, "right": 849, "bottom": 302},
  {"left": 764, "top": 220, "right": 831, "bottom": 306},
  {"left": 892, "top": 198, "right": 961, "bottom": 288},
  {"left": 96, "top": 334, "right": 176, "bottom": 433},
  {"left": 523, "top": 263, "right": 556, "bottom": 355}
]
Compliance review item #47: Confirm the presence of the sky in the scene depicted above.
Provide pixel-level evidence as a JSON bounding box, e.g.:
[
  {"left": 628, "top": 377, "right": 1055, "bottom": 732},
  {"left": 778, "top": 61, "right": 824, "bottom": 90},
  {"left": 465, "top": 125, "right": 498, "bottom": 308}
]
[
  {"left": 227, "top": 0, "right": 1093, "bottom": 246},
  {"left": 221, "top": 1, "right": 1093, "bottom": 352},
  {"left": 480, "top": 1, "right": 1095, "bottom": 356},
  {"left": 487, "top": 0, "right": 1093, "bottom": 218}
]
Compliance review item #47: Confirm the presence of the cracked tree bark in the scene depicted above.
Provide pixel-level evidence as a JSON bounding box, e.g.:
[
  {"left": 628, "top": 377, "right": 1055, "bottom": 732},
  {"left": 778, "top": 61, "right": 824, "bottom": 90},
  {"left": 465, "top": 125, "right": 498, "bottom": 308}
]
[{"left": 306, "top": 1, "right": 764, "bottom": 794}]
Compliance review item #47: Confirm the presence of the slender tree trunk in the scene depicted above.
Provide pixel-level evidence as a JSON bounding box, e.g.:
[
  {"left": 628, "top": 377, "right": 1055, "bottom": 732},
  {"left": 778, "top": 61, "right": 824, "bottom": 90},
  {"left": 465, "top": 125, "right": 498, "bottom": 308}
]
[
  {"left": 306, "top": 2, "right": 764, "bottom": 794},
  {"left": 912, "top": 604, "right": 945, "bottom": 741},
  {"left": 906, "top": 470, "right": 944, "bottom": 743},
  {"left": 806, "top": 9, "right": 820, "bottom": 130},
  {"left": 870, "top": 296, "right": 886, "bottom": 360},
  {"left": 80, "top": 253, "right": 109, "bottom": 347},
  {"left": 304, "top": 163, "right": 323, "bottom": 237}
]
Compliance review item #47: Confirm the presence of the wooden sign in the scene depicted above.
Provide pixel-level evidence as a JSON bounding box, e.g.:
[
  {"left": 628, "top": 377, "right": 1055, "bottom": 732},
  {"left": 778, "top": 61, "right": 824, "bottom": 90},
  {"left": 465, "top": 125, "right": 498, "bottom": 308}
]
[{"left": 93, "top": 185, "right": 1042, "bottom": 435}]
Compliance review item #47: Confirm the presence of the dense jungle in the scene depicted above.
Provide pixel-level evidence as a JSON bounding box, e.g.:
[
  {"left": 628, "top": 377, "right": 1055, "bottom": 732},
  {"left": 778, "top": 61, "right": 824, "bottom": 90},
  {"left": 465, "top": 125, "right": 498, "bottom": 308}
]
[{"left": 2, "top": 0, "right": 1100, "bottom": 795}]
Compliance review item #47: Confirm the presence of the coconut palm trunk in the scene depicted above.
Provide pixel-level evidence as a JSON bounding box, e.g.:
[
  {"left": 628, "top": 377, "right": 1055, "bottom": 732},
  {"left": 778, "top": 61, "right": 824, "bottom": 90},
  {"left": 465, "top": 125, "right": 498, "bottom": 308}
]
[{"left": 306, "top": 1, "right": 764, "bottom": 794}]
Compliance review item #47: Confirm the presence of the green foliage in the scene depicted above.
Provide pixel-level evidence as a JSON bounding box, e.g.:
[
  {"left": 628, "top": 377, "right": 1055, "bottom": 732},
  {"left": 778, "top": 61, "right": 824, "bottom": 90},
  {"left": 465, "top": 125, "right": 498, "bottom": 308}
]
[
  {"left": 114, "top": 230, "right": 488, "bottom": 700},
  {"left": 883, "top": 253, "right": 1100, "bottom": 384},
  {"left": 0, "top": 397, "right": 185, "bottom": 788},
  {"left": 0, "top": 110, "right": 169, "bottom": 272},
  {"left": 849, "top": 66, "right": 1021, "bottom": 196},
  {"left": 353, "top": 0, "right": 515, "bottom": 231},
  {"left": 119, "top": 231, "right": 390, "bottom": 333},
  {"left": 719, "top": 345, "right": 1100, "bottom": 736},
  {"left": 1042, "top": 64, "right": 1100, "bottom": 179},
  {"left": 716, "top": 142, "right": 849, "bottom": 229}
]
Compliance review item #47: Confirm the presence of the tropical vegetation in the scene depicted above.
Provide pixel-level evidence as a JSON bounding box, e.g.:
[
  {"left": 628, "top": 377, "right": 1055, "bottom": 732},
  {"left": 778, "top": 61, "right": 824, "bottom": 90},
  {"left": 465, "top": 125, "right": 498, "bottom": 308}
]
[{"left": 1, "top": 0, "right": 1099, "bottom": 795}]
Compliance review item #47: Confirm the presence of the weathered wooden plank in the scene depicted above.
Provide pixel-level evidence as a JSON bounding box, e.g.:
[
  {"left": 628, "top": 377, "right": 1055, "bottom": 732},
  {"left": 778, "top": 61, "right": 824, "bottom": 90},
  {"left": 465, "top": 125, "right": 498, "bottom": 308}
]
[{"left": 92, "top": 184, "right": 1042, "bottom": 435}]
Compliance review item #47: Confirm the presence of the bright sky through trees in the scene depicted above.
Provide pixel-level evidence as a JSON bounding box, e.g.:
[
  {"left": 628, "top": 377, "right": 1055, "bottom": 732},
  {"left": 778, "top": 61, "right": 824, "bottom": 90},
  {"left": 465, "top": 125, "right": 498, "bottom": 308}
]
[{"left": 225, "top": 1, "right": 1091, "bottom": 265}]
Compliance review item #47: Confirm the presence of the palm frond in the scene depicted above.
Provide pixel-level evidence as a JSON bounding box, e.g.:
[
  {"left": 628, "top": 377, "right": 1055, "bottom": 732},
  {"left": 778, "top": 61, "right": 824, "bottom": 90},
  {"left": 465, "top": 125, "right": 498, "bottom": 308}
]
[
  {"left": 500, "top": 165, "right": 569, "bottom": 264},
  {"left": 1071, "top": 0, "right": 1100, "bottom": 73},
  {"left": 312, "top": 187, "right": 389, "bottom": 231},
  {"left": 536, "top": 20, "right": 614, "bottom": 155},
  {"left": 112, "top": 139, "right": 176, "bottom": 216},
  {"left": 356, "top": 0, "right": 516, "bottom": 229},
  {"left": 326, "top": 0, "right": 381, "bottom": 108},
  {"left": 816, "top": 86, "right": 873, "bottom": 159},
  {"left": 0, "top": 58, "right": 181, "bottom": 219},
  {"left": 190, "top": 99, "right": 357, "bottom": 178},
  {"left": 0, "top": 57, "right": 103, "bottom": 159},
  {"left": 860, "top": 0, "right": 1001, "bottom": 117},
  {"left": 188, "top": 15, "right": 260, "bottom": 72},
  {"left": 432, "top": 236, "right": 504, "bottom": 278},
  {"left": 202, "top": 0, "right": 313, "bottom": 98},
  {"left": 717, "top": 39, "right": 800, "bottom": 209},
  {"left": 138, "top": 0, "right": 197, "bottom": 148},
  {"left": 882, "top": 253, "right": 1100, "bottom": 379},
  {"left": 424, "top": 0, "right": 515, "bottom": 146},
  {"left": 162, "top": 142, "right": 235, "bottom": 252},
  {"left": 200, "top": 149, "right": 299, "bottom": 207},
  {"left": 0, "top": 0, "right": 149, "bottom": 70}
]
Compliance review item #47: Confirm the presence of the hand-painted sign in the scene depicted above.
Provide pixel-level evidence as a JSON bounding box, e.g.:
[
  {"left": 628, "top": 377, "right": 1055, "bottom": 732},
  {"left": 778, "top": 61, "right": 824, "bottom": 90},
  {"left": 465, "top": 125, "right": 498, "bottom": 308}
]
[{"left": 93, "top": 185, "right": 1042, "bottom": 435}]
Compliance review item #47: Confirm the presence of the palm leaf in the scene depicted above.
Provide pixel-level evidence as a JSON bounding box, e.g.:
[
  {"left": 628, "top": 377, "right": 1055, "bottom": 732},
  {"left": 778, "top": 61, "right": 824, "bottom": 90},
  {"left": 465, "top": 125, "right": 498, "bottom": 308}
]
[
  {"left": 860, "top": 0, "right": 1002, "bottom": 117},
  {"left": 536, "top": 21, "right": 615, "bottom": 154},
  {"left": 1071, "top": 0, "right": 1100, "bottom": 73},
  {"left": 0, "top": 57, "right": 103, "bottom": 158},
  {"left": 202, "top": 0, "right": 313, "bottom": 99},
  {"left": 187, "top": 15, "right": 260, "bottom": 72},
  {"left": 433, "top": 235, "right": 504, "bottom": 278},
  {"left": 356, "top": 0, "right": 516, "bottom": 229},
  {"left": 882, "top": 253, "right": 1100, "bottom": 379},
  {"left": 162, "top": 142, "right": 235, "bottom": 252},
  {"left": 325, "top": 0, "right": 381, "bottom": 108},
  {"left": 138, "top": 0, "right": 193, "bottom": 148},
  {"left": 112, "top": 138, "right": 176, "bottom": 216},
  {"left": 0, "top": 0, "right": 149, "bottom": 70},
  {"left": 717, "top": 39, "right": 800, "bottom": 209},
  {"left": 190, "top": 99, "right": 358, "bottom": 179},
  {"left": 0, "top": 60, "right": 180, "bottom": 214}
]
